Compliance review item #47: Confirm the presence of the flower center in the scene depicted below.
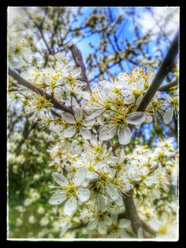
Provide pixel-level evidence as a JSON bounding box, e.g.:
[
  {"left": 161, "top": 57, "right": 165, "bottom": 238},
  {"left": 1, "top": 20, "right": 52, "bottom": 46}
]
[
  {"left": 75, "top": 120, "right": 83, "bottom": 129},
  {"left": 66, "top": 73, "right": 74, "bottom": 84},
  {"left": 158, "top": 225, "right": 168, "bottom": 235},
  {"left": 94, "top": 145, "right": 102, "bottom": 154},
  {"left": 63, "top": 183, "right": 78, "bottom": 197},
  {"left": 113, "top": 114, "right": 127, "bottom": 127},
  {"left": 113, "top": 88, "right": 121, "bottom": 95}
]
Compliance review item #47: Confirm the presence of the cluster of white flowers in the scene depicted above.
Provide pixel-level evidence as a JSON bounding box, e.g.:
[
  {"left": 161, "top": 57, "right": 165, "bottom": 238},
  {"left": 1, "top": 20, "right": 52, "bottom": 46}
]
[
  {"left": 46, "top": 128, "right": 178, "bottom": 237},
  {"left": 8, "top": 21, "right": 33, "bottom": 69},
  {"left": 8, "top": 35, "right": 178, "bottom": 238}
]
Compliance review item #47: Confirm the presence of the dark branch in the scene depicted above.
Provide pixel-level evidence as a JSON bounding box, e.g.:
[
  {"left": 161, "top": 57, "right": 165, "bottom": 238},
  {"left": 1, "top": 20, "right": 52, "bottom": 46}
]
[
  {"left": 137, "top": 30, "right": 179, "bottom": 112},
  {"left": 158, "top": 78, "right": 178, "bottom": 92},
  {"left": 122, "top": 189, "right": 142, "bottom": 237}
]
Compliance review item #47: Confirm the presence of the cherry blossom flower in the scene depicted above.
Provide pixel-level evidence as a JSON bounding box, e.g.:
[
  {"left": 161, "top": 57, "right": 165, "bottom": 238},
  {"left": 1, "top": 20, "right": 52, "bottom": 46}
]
[
  {"left": 99, "top": 111, "right": 145, "bottom": 145},
  {"left": 49, "top": 167, "right": 90, "bottom": 216},
  {"left": 62, "top": 107, "right": 94, "bottom": 139}
]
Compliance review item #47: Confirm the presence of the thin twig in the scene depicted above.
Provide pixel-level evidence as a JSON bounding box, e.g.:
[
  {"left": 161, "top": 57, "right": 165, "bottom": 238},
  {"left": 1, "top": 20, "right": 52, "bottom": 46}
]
[
  {"left": 23, "top": 8, "right": 54, "bottom": 55},
  {"left": 69, "top": 43, "right": 91, "bottom": 92},
  {"left": 158, "top": 78, "right": 178, "bottom": 92}
]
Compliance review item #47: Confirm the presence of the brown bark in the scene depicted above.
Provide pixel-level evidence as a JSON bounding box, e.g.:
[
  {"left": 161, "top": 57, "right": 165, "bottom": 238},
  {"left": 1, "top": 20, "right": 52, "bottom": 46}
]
[{"left": 122, "top": 189, "right": 143, "bottom": 237}]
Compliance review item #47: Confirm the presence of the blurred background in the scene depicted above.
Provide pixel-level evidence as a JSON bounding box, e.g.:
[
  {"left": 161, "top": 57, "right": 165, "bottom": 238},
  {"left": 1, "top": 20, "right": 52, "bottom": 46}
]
[{"left": 7, "top": 6, "right": 179, "bottom": 238}]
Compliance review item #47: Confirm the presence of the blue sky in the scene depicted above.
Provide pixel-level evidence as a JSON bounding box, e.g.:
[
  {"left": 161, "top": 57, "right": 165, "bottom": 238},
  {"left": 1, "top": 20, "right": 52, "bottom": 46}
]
[{"left": 69, "top": 6, "right": 179, "bottom": 84}]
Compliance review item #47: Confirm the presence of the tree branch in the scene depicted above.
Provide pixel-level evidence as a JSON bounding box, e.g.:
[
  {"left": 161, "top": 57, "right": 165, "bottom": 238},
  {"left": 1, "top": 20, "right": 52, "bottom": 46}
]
[
  {"left": 158, "top": 78, "right": 178, "bottom": 92},
  {"left": 137, "top": 30, "right": 179, "bottom": 112},
  {"left": 8, "top": 68, "right": 73, "bottom": 114},
  {"left": 69, "top": 43, "right": 91, "bottom": 92},
  {"left": 122, "top": 189, "right": 142, "bottom": 237}
]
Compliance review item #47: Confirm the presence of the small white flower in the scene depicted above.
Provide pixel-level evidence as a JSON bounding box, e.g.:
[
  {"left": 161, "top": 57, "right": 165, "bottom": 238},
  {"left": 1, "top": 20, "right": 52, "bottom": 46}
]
[
  {"left": 99, "top": 111, "right": 145, "bottom": 145},
  {"left": 49, "top": 167, "right": 90, "bottom": 216},
  {"left": 28, "top": 215, "right": 36, "bottom": 224},
  {"left": 62, "top": 108, "right": 93, "bottom": 139},
  {"left": 88, "top": 213, "right": 112, "bottom": 235},
  {"left": 38, "top": 207, "right": 45, "bottom": 214}
]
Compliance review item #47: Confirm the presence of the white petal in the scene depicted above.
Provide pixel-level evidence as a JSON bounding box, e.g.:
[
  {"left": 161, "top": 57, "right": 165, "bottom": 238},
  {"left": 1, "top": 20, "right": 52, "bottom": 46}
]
[
  {"left": 74, "top": 108, "right": 82, "bottom": 121},
  {"left": 119, "top": 218, "right": 131, "bottom": 228},
  {"left": 115, "top": 195, "right": 123, "bottom": 207},
  {"left": 103, "top": 215, "right": 112, "bottom": 226},
  {"left": 143, "top": 178, "right": 153, "bottom": 186},
  {"left": 88, "top": 219, "right": 98, "bottom": 230},
  {"left": 94, "top": 161, "right": 107, "bottom": 173},
  {"left": 74, "top": 145, "right": 83, "bottom": 155},
  {"left": 72, "top": 67, "right": 81, "bottom": 78},
  {"left": 52, "top": 172, "right": 68, "bottom": 187},
  {"left": 85, "top": 109, "right": 105, "bottom": 121},
  {"left": 83, "top": 118, "right": 95, "bottom": 127},
  {"left": 63, "top": 126, "right": 76, "bottom": 138},
  {"left": 136, "top": 78, "right": 145, "bottom": 91},
  {"left": 163, "top": 108, "right": 174, "bottom": 124},
  {"left": 119, "top": 148, "right": 125, "bottom": 163},
  {"left": 64, "top": 196, "right": 77, "bottom": 216},
  {"left": 87, "top": 171, "right": 99, "bottom": 180},
  {"left": 80, "top": 127, "right": 91, "bottom": 139},
  {"left": 126, "top": 111, "right": 145, "bottom": 125},
  {"left": 54, "top": 87, "right": 65, "bottom": 100},
  {"left": 48, "top": 190, "right": 67, "bottom": 205},
  {"left": 76, "top": 188, "right": 90, "bottom": 202},
  {"left": 81, "top": 178, "right": 90, "bottom": 187},
  {"left": 110, "top": 213, "right": 118, "bottom": 224},
  {"left": 118, "top": 126, "right": 132, "bottom": 145},
  {"left": 105, "top": 182, "right": 119, "bottom": 200},
  {"left": 124, "top": 94, "right": 135, "bottom": 104},
  {"left": 62, "top": 112, "right": 75, "bottom": 124},
  {"left": 116, "top": 81, "right": 133, "bottom": 90},
  {"left": 99, "top": 124, "right": 117, "bottom": 141},
  {"left": 73, "top": 167, "right": 87, "bottom": 186},
  {"left": 98, "top": 221, "right": 107, "bottom": 234},
  {"left": 97, "top": 194, "right": 106, "bottom": 212},
  {"left": 90, "top": 135, "right": 98, "bottom": 146},
  {"left": 60, "top": 223, "right": 71, "bottom": 237}
]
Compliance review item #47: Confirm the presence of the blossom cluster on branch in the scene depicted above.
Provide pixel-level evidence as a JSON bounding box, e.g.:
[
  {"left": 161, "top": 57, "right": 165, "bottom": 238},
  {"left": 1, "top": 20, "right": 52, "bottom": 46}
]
[{"left": 8, "top": 15, "right": 179, "bottom": 239}]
